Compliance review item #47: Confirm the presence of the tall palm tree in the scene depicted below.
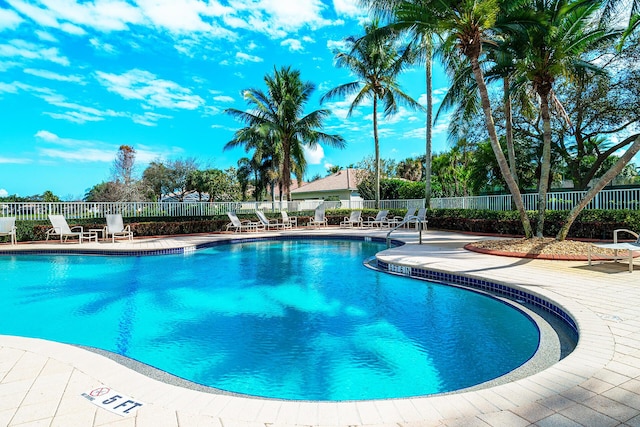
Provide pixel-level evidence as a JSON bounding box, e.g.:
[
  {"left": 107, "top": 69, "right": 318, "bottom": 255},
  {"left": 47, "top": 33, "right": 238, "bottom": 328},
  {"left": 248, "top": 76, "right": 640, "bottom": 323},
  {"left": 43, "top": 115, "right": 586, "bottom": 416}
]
[
  {"left": 225, "top": 66, "right": 345, "bottom": 201},
  {"left": 321, "top": 20, "right": 423, "bottom": 208},
  {"left": 361, "top": 1, "right": 438, "bottom": 207},
  {"left": 363, "top": 0, "right": 534, "bottom": 237},
  {"left": 512, "top": 0, "right": 610, "bottom": 236}
]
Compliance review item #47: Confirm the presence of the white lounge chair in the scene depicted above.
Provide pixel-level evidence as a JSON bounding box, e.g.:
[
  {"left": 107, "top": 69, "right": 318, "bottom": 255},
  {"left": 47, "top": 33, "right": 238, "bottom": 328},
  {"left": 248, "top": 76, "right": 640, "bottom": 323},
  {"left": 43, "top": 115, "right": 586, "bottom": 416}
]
[
  {"left": 411, "top": 208, "right": 429, "bottom": 230},
  {"left": 0, "top": 217, "right": 17, "bottom": 245},
  {"left": 588, "top": 229, "right": 640, "bottom": 273},
  {"left": 386, "top": 207, "right": 417, "bottom": 228},
  {"left": 309, "top": 206, "right": 328, "bottom": 228},
  {"left": 226, "top": 212, "right": 263, "bottom": 233},
  {"left": 256, "top": 210, "right": 285, "bottom": 230},
  {"left": 46, "top": 215, "right": 97, "bottom": 243},
  {"left": 362, "top": 210, "right": 389, "bottom": 228},
  {"left": 105, "top": 214, "right": 133, "bottom": 243},
  {"left": 340, "top": 211, "right": 362, "bottom": 228},
  {"left": 280, "top": 211, "right": 298, "bottom": 229}
]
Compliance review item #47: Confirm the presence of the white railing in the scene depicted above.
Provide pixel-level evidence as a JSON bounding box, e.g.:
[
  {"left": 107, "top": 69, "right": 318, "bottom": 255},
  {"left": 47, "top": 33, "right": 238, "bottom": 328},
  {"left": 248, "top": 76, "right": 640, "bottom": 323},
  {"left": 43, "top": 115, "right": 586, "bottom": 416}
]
[
  {"left": 2, "top": 189, "right": 637, "bottom": 221},
  {"left": 0, "top": 199, "right": 424, "bottom": 221},
  {"left": 431, "top": 187, "right": 640, "bottom": 211}
]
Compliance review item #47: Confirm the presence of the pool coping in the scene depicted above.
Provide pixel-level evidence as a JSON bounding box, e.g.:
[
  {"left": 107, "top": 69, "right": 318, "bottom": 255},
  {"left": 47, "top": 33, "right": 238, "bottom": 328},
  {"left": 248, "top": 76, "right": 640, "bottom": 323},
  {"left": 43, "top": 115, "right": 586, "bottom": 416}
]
[{"left": 0, "top": 229, "right": 630, "bottom": 426}]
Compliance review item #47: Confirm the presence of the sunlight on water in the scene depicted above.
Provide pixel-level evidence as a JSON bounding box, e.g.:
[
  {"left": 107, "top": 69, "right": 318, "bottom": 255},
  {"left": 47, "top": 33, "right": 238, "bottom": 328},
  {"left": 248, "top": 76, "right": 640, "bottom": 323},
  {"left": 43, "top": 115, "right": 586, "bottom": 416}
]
[{"left": 0, "top": 240, "right": 539, "bottom": 400}]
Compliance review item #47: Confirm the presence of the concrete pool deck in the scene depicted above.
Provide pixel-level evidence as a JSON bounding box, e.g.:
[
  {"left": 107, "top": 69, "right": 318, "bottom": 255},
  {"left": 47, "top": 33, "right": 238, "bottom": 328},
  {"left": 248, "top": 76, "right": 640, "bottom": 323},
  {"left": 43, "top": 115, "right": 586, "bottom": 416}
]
[{"left": 0, "top": 228, "right": 639, "bottom": 426}]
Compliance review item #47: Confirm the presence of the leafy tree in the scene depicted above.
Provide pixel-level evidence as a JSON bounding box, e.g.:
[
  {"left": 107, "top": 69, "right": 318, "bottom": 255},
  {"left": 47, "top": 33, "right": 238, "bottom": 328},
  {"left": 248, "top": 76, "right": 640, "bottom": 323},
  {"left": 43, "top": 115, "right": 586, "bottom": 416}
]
[
  {"left": 226, "top": 66, "right": 345, "bottom": 201},
  {"left": 41, "top": 190, "right": 60, "bottom": 202},
  {"left": 370, "top": 0, "right": 533, "bottom": 236},
  {"left": 397, "top": 157, "right": 422, "bottom": 181},
  {"left": 236, "top": 158, "right": 253, "bottom": 201},
  {"left": 327, "top": 165, "right": 343, "bottom": 175},
  {"left": 186, "top": 170, "right": 209, "bottom": 201},
  {"left": 142, "top": 161, "right": 170, "bottom": 202},
  {"left": 321, "top": 20, "right": 423, "bottom": 208},
  {"left": 165, "top": 158, "right": 198, "bottom": 201},
  {"left": 511, "top": 0, "right": 610, "bottom": 236},
  {"left": 83, "top": 182, "right": 121, "bottom": 202}
]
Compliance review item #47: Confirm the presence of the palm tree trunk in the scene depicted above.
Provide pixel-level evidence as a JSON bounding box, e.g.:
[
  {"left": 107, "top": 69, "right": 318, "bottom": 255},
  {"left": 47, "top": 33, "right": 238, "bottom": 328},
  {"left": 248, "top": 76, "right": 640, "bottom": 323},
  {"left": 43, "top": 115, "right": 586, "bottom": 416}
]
[
  {"left": 537, "top": 92, "right": 553, "bottom": 237},
  {"left": 283, "top": 140, "right": 291, "bottom": 202},
  {"left": 373, "top": 96, "right": 381, "bottom": 209},
  {"left": 470, "top": 56, "right": 533, "bottom": 238},
  {"left": 556, "top": 135, "right": 640, "bottom": 240},
  {"left": 425, "top": 42, "right": 433, "bottom": 209},
  {"left": 504, "top": 78, "right": 518, "bottom": 187}
]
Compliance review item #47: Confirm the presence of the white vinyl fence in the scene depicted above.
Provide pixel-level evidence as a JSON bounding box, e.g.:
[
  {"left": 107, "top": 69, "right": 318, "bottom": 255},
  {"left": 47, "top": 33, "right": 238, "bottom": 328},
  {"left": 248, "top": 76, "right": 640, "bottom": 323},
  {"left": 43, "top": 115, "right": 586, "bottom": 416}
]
[
  {"left": 431, "top": 187, "right": 640, "bottom": 211},
  {"left": 2, "top": 189, "right": 638, "bottom": 221},
  {"left": 0, "top": 199, "right": 426, "bottom": 221}
]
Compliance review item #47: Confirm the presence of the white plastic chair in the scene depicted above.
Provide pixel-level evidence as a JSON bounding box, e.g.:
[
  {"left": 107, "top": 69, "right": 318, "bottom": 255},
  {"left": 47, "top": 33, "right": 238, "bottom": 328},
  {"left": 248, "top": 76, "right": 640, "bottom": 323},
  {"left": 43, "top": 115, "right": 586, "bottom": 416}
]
[
  {"left": 340, "top": 211, "right": 362, "bottom": 228},
  {"left": 256, "top": 210, "right": 284, "bottom": 230},
  {"left": 280, "top": 211, "right": 298, "bottom": 229},
  {"left": 105, "top": 214, "right": 133, "bottom": 243},
  {"left": 588, "top": 229, "right": 640, "bottom": 273},
  {"left": 46, "top": 215, "right": 97, "bottom": 243},
  {"left": 362, "top": 210, "right": 389, "bottom": 228},
  {"left": 0, "top": 217, "right": 17, "bottom": 245},
  {"left": 226, "top": 212, "right": 263, "bottom": 233},
  {"left": 308, "top": 206, "right": 328, "bottom": 228}
]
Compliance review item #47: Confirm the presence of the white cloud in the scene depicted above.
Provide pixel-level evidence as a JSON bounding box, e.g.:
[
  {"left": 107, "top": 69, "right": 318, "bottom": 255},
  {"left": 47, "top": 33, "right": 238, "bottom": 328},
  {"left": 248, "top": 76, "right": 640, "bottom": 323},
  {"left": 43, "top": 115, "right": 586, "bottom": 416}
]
[
  {"left": 225, "top": 0, "right": 335, "bottom": 38},
  {"left": 0, "top": 61, "right": 20, "bottom": 72},
  {"left": 304, "top": 144, "right": 325, "bottom": 165},
  {"left": 281, "top": 38, "right": 303, "bottom": 52},
  {"left": 0, "top": 39, "right": 70, "bottom": 65},
  {"left": 0, "top": 189, "right": 8, "bottom": 197},
  {"left": 0, "top": 8, "right": 23, "bottom": 30},
  {"left": 89, "top": 38, "right": 118, "bottom": 54},
  {"left": 132, "top": 111, "right": 173, "bottom": 127},
  {"left": 332, "top": 0, "right": 364, "bottom": 17},
  {"left": 7, "top": 0, "right": 87, "bottom": 34},
  {"left": 35, "top": 130, "right": 59, "bottom": 141},
  {"left": 24, "top": 68, "right": 85, "bottom": 83},
  {"left": 213, "top": 95, "right": 234, "bottom": 103},
  {"left": 35, "top": 30, "right": 57, "bottom": 42},
  {"left": 327, "top": 39, "right": 348, "bottom": 52},
  {"left": 95, "top": 69, "right": 205, "bottom": 110},
  {"left": 235, "top": 51, "right": 263, "bottom": 63},
  {"left": 0, "top": 157, "right": 31, "bottom": 164},
  {"left": 136, "top": 0, "right": 231, "bottom": 34},
  {"left": 34, "top": 130, "right": 180, "bottom": 163}
]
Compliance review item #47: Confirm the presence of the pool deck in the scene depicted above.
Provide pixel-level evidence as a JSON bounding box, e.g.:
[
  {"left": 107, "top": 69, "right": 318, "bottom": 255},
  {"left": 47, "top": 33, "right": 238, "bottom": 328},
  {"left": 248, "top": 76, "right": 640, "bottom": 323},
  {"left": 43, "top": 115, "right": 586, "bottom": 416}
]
[{"left": 1, "top": 228, "right": 639, "bottom": 427}]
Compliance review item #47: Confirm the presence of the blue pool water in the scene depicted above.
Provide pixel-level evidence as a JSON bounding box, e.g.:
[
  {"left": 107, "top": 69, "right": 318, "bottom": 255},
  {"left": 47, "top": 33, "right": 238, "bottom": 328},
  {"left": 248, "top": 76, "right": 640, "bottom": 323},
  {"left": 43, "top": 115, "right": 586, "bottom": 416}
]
[{"left": 0, "top": 239, "right": 539, "bottom": 400}]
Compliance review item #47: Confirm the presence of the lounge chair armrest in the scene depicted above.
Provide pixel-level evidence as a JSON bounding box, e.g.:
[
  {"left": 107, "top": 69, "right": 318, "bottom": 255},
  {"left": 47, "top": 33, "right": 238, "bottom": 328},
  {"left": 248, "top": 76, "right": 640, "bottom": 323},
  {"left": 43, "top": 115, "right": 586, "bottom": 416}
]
[
  {"left": 70, "top": 225, "right": 83, "bottom": 232},
  {"left": 46, "top": 227, "right": 61, "bottom": 235},
  {"left": 614, "top": 229, "right": 639, "bottom": 243}
]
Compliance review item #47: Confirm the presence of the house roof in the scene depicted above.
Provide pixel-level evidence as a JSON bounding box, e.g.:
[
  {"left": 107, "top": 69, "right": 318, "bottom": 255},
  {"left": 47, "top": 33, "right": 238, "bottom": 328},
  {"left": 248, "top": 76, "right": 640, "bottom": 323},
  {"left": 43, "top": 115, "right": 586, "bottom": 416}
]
[{"left": 291, "top": 168, "right": 362, "bottom": 194}]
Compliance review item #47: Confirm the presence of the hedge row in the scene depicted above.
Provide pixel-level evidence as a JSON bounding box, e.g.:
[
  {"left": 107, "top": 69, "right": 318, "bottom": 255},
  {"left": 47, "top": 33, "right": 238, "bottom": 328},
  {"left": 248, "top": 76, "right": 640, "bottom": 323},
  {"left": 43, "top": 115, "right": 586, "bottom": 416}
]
[{"left": 2, "top": 209, "right": 638, "bottom": 243}]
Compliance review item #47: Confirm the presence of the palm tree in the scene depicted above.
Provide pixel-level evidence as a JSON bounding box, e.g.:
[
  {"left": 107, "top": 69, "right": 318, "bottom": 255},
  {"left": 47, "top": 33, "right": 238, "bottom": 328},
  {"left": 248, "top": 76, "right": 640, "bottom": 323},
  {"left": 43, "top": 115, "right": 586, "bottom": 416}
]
[
  {"left": 362, "top": 0, "right": 534, "bottom": 237},
  {"left": 360, "top": 1, "right": 438, "bottom": 206},
  {"left": 225, "top": 66, "right": 345, "bottom": 201},
  {"left": 321, "top": 20, "right": 424, "bottom": 208},
  {"left": 512, "top": 0, "right": 609, "bottom": 236}
]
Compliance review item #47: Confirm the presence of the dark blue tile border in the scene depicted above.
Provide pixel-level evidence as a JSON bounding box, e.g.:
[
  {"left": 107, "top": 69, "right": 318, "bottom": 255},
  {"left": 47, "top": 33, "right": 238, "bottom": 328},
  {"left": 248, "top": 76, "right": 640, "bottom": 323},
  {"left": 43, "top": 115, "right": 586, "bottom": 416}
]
[
  {"left": 377, "top": 259, "right": 578, "bottom": 339},
  {"left": 0, "top": 247, "right": 186, "bottom": 257}
]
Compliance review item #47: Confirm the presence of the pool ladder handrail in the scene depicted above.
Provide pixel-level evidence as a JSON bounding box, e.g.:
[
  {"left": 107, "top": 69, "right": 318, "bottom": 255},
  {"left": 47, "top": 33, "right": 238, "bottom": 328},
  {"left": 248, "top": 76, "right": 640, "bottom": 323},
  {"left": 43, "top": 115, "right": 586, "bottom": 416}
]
[{"left": 386, "top": 215, "right": 425, "bottom": 248}]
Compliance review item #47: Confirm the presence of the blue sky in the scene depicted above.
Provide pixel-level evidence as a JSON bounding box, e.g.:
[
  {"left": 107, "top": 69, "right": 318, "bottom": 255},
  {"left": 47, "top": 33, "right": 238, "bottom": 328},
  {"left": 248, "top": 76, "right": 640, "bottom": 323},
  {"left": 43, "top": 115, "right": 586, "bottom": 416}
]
[{"left": 0, "top": 0, "right": 452, "bottom": 199}]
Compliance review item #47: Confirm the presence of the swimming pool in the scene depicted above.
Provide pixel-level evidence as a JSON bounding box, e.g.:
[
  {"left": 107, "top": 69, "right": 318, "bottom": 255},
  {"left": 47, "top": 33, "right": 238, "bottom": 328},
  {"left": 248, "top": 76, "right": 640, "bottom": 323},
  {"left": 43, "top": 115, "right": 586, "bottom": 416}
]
[{"left": 0, "top": 238, "right": 540, "bottom": 400}]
